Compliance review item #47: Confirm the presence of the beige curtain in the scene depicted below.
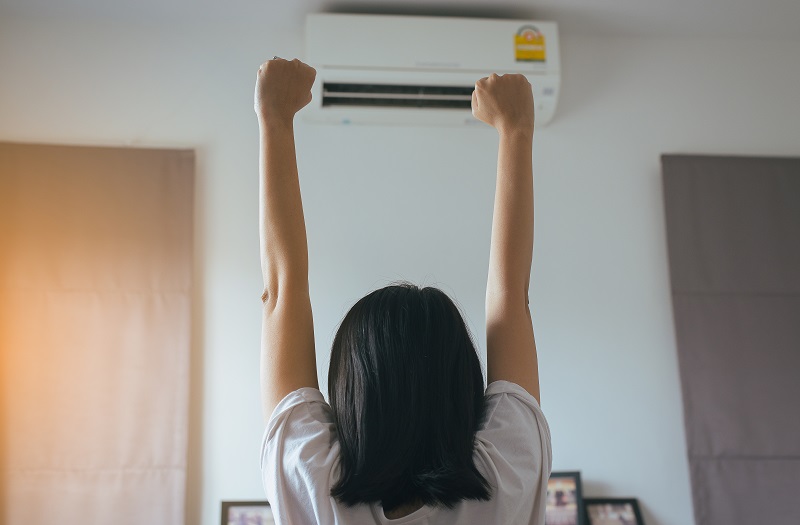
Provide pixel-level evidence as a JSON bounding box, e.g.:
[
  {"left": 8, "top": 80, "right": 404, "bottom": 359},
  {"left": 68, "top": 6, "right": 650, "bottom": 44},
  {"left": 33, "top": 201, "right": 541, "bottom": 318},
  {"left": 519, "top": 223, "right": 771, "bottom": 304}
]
[{"left": 0, "top": 143, "right": 194, "bottom": 524}]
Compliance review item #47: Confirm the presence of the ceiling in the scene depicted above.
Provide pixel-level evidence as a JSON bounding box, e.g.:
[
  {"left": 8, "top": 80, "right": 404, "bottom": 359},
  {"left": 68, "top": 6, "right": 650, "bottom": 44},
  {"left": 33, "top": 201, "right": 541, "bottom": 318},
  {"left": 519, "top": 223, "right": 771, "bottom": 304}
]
[{"left": 1, "top": 0, "right": 799, "bottom": 41}]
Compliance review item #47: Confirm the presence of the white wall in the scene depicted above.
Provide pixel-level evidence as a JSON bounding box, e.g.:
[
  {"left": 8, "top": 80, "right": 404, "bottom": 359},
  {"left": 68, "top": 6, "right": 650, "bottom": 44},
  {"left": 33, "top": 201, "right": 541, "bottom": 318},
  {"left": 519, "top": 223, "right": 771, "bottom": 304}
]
[{"left": 2, "top": 14, "right": 799, "bottom": 525}]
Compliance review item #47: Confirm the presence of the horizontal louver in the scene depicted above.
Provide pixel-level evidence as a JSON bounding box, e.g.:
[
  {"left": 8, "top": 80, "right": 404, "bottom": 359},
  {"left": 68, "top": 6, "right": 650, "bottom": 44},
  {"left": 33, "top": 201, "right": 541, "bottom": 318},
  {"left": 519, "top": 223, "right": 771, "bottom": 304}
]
[{"left": 322, "top": 83, "right": 474, "bottom": 109}]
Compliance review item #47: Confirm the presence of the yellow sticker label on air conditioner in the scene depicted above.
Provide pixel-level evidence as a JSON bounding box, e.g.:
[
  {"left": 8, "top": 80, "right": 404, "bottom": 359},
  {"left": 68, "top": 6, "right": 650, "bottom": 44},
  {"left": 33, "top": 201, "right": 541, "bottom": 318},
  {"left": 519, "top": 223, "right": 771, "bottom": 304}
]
[{"left": 515, "top": 26, "right": 546, "bottom": 62}]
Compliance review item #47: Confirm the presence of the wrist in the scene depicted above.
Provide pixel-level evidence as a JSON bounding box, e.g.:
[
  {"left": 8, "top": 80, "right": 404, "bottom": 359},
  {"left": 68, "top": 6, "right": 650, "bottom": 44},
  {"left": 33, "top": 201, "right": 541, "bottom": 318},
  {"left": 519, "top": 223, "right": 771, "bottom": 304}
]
[
  {"left": 498, "top": 125, "right": 534, "bottom": 141},
  {"left": 258, "top": 113, "right": 294, "bottom": 133}
]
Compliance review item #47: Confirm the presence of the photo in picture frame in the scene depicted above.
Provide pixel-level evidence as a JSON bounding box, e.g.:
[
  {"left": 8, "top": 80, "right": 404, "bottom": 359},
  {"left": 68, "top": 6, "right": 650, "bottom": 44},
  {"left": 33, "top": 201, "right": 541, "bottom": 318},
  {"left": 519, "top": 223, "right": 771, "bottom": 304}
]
[
  {"left": 545, "top": 471, "right": 585, "bottom": 525},
  {"left": 583, "top": 498, "right": 645, "bottom": 525},
  {"left": 220, "top": 500, "right": 274, "bottom": 525}
]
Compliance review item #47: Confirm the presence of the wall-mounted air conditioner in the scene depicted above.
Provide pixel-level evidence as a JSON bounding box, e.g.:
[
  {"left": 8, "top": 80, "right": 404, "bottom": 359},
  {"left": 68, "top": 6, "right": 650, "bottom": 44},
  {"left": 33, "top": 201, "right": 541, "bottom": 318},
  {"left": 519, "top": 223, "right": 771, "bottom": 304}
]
[{"left": 304, "top": 13, "right": 560, "bottom": 127}]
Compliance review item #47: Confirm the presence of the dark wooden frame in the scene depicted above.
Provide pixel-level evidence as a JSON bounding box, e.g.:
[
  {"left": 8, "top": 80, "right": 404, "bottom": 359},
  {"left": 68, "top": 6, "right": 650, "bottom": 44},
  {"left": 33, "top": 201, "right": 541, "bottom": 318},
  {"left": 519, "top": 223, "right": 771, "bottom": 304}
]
[
  {"left": 220, "top": 501, "right": 272, "bottom": 525},
  {"left": 583, "top": 498, "right": 645, "bottom": 525},
  {"left": 546, "top": 470, "right": 585, "bottom": 525}
]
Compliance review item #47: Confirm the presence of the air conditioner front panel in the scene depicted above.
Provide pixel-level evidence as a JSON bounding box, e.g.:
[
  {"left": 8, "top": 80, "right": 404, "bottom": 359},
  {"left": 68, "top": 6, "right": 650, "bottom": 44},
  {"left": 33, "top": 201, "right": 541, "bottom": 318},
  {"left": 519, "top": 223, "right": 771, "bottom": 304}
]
[
  {"left": 304, "top": 14, "right": 560, "bottom": 126},
  {"left": 306, "top": 14, "right": 559, "bottom": 75}
]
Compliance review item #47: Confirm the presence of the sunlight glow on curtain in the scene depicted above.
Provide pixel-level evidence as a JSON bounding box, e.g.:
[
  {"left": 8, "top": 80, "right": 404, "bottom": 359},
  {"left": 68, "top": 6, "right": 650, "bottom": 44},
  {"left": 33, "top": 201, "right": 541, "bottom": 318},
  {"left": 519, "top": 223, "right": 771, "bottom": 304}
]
[{"left": 0, "top": 143, "right": 194, "bottom": 524}]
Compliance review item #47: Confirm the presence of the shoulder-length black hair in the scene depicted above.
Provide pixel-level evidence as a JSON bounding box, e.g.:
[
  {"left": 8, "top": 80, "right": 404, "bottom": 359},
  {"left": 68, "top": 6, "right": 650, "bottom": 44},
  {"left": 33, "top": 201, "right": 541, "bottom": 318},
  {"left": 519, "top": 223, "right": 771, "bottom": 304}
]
[{"left": 328, "top": 282, "right": 491, "bottom": 512}]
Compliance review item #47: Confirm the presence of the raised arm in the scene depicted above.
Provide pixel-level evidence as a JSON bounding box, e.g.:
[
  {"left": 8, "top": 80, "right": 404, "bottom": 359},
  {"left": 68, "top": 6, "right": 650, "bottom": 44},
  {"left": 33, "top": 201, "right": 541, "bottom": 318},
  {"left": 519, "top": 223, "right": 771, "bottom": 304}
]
[
  {"left": 254, "top": 57, "right": 319, "bottom": 421},
  {"left": 472, "top": 74, "right": 541, "bottom": 403}
]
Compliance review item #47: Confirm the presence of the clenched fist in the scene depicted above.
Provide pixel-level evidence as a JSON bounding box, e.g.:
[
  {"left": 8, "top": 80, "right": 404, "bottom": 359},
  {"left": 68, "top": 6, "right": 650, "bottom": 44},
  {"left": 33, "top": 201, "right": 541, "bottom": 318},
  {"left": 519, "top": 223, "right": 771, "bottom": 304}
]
[
  {"left": 255, "top": 57, "right": 317, "bottom": 124},
  {"left": 471, "top": 73, "right": 535, "bottom": 134}
]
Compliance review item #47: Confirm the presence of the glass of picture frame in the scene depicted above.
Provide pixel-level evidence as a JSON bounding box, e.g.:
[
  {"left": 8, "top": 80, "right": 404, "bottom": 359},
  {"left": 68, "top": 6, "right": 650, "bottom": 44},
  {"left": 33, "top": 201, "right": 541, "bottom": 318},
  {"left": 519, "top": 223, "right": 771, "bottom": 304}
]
[
  {"left": 220, "top": 500, "right": 274, "bottom": 525},
  {"left": 583, "top": 497, "right": 645, "bottom": 525},
  {"left": 546, "top": 471, "right": 585, "bottom": 525}
]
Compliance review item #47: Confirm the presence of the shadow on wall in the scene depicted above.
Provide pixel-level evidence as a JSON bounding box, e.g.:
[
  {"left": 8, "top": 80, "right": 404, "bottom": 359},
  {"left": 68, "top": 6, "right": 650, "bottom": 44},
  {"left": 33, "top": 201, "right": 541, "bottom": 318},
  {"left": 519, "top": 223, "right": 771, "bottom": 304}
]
[
  {"left": 185, "top": 144, "right": 209, "bottom": 525},
  {"left": 322, "top": 3, "right": 536, "bottom": 20}
]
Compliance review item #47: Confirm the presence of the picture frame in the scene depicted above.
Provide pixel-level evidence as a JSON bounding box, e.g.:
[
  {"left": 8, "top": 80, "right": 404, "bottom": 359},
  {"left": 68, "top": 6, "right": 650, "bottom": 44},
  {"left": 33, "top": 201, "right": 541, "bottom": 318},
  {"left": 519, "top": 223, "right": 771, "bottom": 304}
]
[
  {"left": 220, "top": 501, "right": 274, "bottom": 525},
  {"left": 583, "top": 498, "right": 645, "bottom": 525},
  {"left": 546, "top": 471, "right": 585, "bottom": 525}
]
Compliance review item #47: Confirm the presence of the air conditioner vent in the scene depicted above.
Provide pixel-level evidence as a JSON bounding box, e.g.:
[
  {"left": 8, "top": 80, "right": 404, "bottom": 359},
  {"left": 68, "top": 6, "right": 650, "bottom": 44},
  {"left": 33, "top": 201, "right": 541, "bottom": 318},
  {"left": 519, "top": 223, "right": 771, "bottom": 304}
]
[{"left": 322, "top": 83, "right": 474, "bottom": 109}]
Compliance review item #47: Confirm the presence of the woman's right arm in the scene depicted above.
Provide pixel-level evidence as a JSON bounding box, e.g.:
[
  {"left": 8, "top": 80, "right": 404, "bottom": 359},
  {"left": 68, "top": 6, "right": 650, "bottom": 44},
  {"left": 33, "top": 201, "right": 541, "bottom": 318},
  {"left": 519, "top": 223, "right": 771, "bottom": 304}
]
[{"left": 472, "top": 74, "right": 540, "bottom": 403}]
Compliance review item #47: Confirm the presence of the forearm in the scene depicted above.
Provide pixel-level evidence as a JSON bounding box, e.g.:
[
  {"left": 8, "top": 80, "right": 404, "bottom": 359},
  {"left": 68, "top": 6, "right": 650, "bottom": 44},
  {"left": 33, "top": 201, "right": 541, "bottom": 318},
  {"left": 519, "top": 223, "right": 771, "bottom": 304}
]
[
  {"left": 486, "top": 128, "right": 534, "bottom": 305},
  {"left": 258, "top": 117, "right": 309, "bottom": 300}
]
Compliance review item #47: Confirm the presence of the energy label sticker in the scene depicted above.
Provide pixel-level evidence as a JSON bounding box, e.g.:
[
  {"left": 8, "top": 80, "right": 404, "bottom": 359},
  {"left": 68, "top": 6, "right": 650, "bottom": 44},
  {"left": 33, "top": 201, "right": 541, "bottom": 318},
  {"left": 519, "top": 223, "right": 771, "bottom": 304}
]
[{"left": 515, "top": 26, "right": 546, "bottom": 62}]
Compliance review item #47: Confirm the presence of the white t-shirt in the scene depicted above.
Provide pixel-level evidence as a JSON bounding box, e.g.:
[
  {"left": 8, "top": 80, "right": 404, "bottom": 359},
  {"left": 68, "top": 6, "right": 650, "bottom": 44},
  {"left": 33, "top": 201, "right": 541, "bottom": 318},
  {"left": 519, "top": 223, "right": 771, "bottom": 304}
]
[{"left": 261, "top": 380, "right": 552, "bottom": 524}]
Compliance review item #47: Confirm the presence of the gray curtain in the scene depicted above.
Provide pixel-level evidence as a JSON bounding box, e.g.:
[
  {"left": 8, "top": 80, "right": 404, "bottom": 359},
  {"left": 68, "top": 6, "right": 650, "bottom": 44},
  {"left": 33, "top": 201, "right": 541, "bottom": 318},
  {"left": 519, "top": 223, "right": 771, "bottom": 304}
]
[{"left": 662, "top": 154, "right": 800, "bottom": 525}]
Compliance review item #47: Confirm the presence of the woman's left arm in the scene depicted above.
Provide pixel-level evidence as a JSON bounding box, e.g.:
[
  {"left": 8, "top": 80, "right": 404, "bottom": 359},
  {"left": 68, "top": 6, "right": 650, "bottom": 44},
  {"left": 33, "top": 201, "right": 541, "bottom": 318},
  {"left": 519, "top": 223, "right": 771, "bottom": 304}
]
[{"left": 255, "top": 58, "right": 319, "bottom": 422}]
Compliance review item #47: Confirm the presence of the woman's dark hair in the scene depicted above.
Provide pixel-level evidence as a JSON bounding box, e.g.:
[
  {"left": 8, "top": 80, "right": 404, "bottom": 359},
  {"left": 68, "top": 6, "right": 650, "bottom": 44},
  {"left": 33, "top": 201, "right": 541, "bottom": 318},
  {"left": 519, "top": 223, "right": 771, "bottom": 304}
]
[{"left": 328, "top": 282, "right": 491, "bottom": 512}]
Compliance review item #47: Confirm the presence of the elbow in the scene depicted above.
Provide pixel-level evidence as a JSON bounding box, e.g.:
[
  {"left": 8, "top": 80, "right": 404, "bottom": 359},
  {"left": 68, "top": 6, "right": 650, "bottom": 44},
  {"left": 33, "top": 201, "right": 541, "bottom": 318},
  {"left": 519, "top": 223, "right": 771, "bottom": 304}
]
[
  {"left": 485, "top": 287, "right": 531, "bottom": 320},
  {"left": 261, "top": 275, "right": 309, "bottom": 309},
  {"left": 260, "top": 274, "right": 280, "bottom": 307},
  {"left": 261, "top": 286, "right": 277, "bottom": 308},
  {"left": 486, "top": 283, "right": 530, "bottom": 306}
]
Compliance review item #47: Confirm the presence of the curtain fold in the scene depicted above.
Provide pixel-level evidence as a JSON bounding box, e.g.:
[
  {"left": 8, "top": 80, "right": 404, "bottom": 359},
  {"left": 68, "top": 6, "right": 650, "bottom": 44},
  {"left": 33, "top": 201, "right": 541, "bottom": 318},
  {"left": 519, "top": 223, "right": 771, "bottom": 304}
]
[
  {"left": 0, "top": 143, "right": 193, "bottom": 525},
  {"left": 662, "top": 154, "right": 800, "bottom": 525}
]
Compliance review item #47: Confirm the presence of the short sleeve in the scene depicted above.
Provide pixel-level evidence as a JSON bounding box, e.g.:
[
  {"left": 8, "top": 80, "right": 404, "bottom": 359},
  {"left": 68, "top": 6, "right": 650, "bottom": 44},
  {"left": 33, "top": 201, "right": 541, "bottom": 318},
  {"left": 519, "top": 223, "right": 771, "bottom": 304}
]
[
  {"left": 260, "top": 388, "right": 340, "bottom": 525},
  {"left": 473, "top": 381, "right": 552, "bottom": 523}
]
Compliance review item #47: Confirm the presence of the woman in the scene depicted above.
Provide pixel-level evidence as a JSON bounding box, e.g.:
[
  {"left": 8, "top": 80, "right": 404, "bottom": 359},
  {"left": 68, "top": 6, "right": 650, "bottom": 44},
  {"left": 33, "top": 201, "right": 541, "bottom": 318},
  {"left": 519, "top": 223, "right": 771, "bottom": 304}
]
[{"left": 255, "top": 57, "right": 551, "bottom": 524}]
